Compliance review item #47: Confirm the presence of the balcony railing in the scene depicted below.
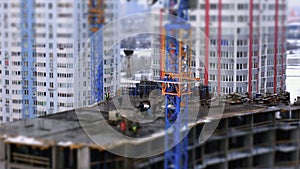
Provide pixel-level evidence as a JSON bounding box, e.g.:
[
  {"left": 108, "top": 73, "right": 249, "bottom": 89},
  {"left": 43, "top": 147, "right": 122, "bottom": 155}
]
[{"left": 11, "top": 152, "right": 50, "bottom": 168}]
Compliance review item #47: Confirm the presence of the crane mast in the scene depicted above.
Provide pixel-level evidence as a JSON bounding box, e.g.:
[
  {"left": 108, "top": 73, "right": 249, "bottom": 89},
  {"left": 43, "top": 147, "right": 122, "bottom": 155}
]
[{"left": 162, "top": 1, "right": 196, "bottom": 168}]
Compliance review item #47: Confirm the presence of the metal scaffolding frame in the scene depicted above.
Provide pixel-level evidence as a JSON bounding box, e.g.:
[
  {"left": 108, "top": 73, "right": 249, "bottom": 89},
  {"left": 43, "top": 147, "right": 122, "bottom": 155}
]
[
  {"left": 88, "top": 0, "right": 105, "bottom": 103},
  {"left": 162, "top": 1, "right": 198, "bottom": 168},
  {"left": 21, "top": 0, "right": 36, "bottom": 118}
]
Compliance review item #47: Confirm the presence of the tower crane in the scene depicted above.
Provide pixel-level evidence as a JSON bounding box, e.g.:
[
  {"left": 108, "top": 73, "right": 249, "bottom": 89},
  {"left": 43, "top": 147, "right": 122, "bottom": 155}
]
[
  {"left": 160, "top": 1, "right": 198, "bottom": 169},
  {"left": 89, "top": 0, "right": 198, "bottom": 168}
]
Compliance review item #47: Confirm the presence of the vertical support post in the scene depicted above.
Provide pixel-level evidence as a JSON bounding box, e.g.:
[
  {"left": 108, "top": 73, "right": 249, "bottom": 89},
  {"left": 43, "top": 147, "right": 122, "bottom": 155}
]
[
  {"left": 257, "top": 2, "right": 261, "bottom": 93},
  {"left": 56, "top": 147, "right": 64, "bottom": 169},
  {"left": 160, "top": 9, "right": 164, "bottom": 79},
  {"left": 281, "top": 0, "right": 285, "bottom": 89},
  {"left": 21, "top": 0, "right": 36, "bottom": 118},
  {"left": 248, "top": 0, "right": 253, "bottom": 97},
  {"left": 217, "top": 0, "right": 222, "bottom": 95},
  {"left": 89, "top": 0, "right": 105, "bottom": 103},
  {"left": 162, "top": 1, "right": 197, "bottom": 169},
  {"left": 52, "top": 147, "right": 57, "bottom": 169},
  {"left": 274, "top": 0, "right": 279, "bottom": 93},
  {"left": 6, "top": 143, "right": 10, "bottom": 167},
  {"left": 0, "top": 139, "right": 5, "bottom": 169},
  {"left": 104, "top": 151, "right": 108, "bottom": 169},
  {"left": 77, "top": 147, "right": 90, "bottom": 169},
  {"left": 163, "top": 24, "right": 192, "bottom": 169},
  {"left": 204, "top": 0, "right": 210, "bottom": 86}
]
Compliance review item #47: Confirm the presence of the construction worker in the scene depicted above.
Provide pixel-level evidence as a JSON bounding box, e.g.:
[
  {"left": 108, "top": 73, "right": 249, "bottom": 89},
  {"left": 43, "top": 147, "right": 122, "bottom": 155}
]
[
  {"left": 120, "top": 120, "right": 126, "bottom": 134},
  {"left": 105, "top": 92, "right": 110, "bottom": 102},
  {"left": 131, "top": 122, "right": 139, "bottom": 135},
  {"left": 132, "top": 125, "right": 138, "bottom": 134}
]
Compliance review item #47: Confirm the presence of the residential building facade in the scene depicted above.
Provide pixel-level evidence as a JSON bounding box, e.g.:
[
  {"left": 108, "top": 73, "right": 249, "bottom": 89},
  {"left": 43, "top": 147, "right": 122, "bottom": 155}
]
[
  {"left": 0, "top": 0, "right": 120, "bottom": 123},
  {"left": 150, "top": 0, "right": 287, "bottom": 97}
]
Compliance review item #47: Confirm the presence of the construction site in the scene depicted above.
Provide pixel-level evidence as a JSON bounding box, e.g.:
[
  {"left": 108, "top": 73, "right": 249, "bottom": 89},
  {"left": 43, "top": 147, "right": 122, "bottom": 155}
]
[
  {"left": 1, "top": 0, "right": 298, "bottom": 168},
  {"left": 0, "top": 91, "right": 300, "bottom": 169}
]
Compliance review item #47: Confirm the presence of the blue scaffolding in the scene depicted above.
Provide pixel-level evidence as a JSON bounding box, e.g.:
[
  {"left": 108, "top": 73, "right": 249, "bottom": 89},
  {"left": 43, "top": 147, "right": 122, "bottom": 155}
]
[
  {"left": 89, "top": 0, "right": 105, "bottom": 103},
  {"left": 21, "top": 0, "right": 36, "bottom": 118}
]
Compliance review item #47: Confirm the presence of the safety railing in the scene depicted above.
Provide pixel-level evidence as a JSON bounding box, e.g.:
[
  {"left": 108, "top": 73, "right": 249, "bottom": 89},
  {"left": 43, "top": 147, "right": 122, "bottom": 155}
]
[
  {"left": 11, "top": 152, "right": 50, "bottom": 168},
  {"left": 90, "top": 157, "right": 123, "bottom": 167},
  {"left": 274, "top": 161, "right": 298, "bottom": 167},
  {"left": 276, "top": 119, "right": 300, "bottom": 128},
  {"left": 229, "top": 124, "right": 252, "bottom": 131},
  {"left": 252, "top": 121, "right": 273, "bottom": 132},
  {"left": 204, "top": 151, "right": 226, "bottom": 160},
  {"left": 253, "top": 121, "right": 273, "bottom": 128},
  {"left": 228, "top": 146, "right": 251, "bottom": 154},
  {"left": 253, "top": 142, "right": 273, "bottom": 148},
  {"left": 213, "top": 128, "right": 227, "bottom": 136},
  {"left": 276, "top": 139, "right": 298, "bottom": 146},
  {"left": 194, "top": 157, "right": 203, "bottom": 165},
  {"left": 252, "top": 142, "right": 273, "bottom": 154}
]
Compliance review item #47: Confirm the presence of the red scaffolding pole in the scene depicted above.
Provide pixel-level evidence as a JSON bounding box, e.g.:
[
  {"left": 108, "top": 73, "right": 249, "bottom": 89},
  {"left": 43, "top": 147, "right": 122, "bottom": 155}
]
[
  {"left": 160, "top": 8, "right": 164, "bottom": 79},
  {"left": 274, "top": 0, "right": 279, "bottom": 93},
  {"left": 204, "top": 0, "right": 210, "bottom": 86},
  {"left": 248, "top": 0, "right": 253, "bottom": 98},
  {"left": 257, "top": 2, "right": 261, "bottom": 93},
  {"left": 217, "top": 0, "right": 222, "bottom": 95},
  {"left": 281, "top": 0, "right": 285, "bottom": 88}
]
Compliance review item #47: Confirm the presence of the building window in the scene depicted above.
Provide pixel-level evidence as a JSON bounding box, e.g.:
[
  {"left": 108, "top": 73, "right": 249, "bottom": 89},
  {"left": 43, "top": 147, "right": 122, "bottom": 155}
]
[
  {"left": 237, "top": 64, "right": 242, "bottom": 70},
  {"left": 237, "top": 4, "right": 248, "bottom": 10},
  {"left": 210, "top": 4, "right": 217, "bottom": 10},
  {"left": 189, "top": 15, "right": 196, "bottom": 21},
  {"left": 210, "top": 39, "right": 216, "bottom": 45},
  {"left": 221, "top": 40, "right": 229, "bottom": 46}
]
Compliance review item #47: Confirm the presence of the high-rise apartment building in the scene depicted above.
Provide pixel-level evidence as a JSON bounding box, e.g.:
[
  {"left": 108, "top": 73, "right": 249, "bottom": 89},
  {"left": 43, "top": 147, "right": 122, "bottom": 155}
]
[
  {"left": 151, "top": 0, "right": 287, "bottom": 97},
  {"left": 0, "top": 0, "right": 120, "bottom": 123},
  {"left": 78, "top": 0, "right": 121, "bottom": 107},
  {"left": 102, "top": 1, "right": 121, "bottom": 99}
]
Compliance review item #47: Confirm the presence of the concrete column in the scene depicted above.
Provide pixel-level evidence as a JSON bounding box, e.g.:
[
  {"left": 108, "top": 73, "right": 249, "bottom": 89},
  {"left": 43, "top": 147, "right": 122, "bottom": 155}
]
[
  {"left": 248, "top": 134, "right": 253, "bottom": 168},
  {"left": 55, "top": 147, "right": 64, "bottom": 169},
  {"left": 0, "top": 139, "right": 6, "bottom": 169},
  {"left": 191, "top": 128, "right": 196, "bottom": 168},
  {"left": 51, "top": 147, "right": 56, "bottom": 169},
  {"left": 271, "top": 126, "right": 276, "bottom": 168},
  {"left": 124, "top": 143, "right": 133, "bottom": 169},
  {"left": 297, "top": 127, "right": 300, "bottom": 165},
  {"left": 124, "top": 158, "right": 134, "bottom": 169},
  {"left": 77, "top": 147, "right": 90, "bottom": 169},
  {"left": 224, "top": 118, "right": 229, "bottom": 169},
  {"left": 6, "top": 143, "right": 10, "bottom": 169},
  {"left": 201, "top": 143, "right": 205, "bottom": 166}
]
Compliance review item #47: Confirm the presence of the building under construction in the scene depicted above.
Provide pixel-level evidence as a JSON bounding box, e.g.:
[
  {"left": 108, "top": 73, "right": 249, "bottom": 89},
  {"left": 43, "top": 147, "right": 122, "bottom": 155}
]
[{"left": 0, "top": 92, "right": 300, "bottom": 169}]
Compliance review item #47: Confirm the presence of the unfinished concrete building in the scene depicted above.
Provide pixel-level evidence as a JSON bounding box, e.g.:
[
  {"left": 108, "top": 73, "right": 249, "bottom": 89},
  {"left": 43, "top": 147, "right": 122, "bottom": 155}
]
[{"left": 0, "top": 100, "right": 300, "bottom": 169}]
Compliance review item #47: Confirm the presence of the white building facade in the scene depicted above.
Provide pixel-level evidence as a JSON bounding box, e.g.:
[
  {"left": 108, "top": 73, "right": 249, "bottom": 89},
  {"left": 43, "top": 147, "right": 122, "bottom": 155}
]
[
  {"left": 151, "top": 0, "right": 287, "bottom": 97},
  {"left": 0, "top": 0, "right": 120, "bottom": 123}
]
